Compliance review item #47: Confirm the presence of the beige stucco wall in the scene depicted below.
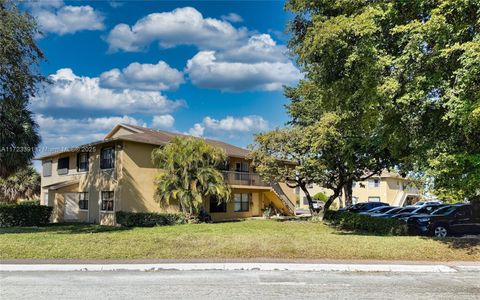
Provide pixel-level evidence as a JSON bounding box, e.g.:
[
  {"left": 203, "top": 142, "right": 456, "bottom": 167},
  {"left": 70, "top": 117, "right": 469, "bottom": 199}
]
[
  {"left": 41, "top": 141, "right": 120, "bottom": 224},
  {"left": 297, "top": 177, "right": 420, "bottom": 209},
  {"left": 40, "top": 137, "right": 295, "bottom": 224}
]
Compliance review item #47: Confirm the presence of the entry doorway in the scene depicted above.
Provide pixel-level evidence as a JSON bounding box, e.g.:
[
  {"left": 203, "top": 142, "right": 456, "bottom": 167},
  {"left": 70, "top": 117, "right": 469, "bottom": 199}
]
[{"left": 64, "top": 193, "right": 79, "bottom": 221}]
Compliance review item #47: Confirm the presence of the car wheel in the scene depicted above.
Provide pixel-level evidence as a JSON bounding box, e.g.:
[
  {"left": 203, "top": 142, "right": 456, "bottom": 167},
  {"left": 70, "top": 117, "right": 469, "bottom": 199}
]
[{"left": 433, "top": 225, "right": 448, "bottom": 238}]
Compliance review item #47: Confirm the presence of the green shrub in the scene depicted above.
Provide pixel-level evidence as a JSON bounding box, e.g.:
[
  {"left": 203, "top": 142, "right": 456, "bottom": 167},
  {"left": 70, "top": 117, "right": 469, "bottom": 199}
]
[
  {"left": 18, "top": 200, "right": 40, "bottom": 205},
  {"left": 0, "top": 204, "right": 52, "bottom": 227},
  {"left": 116, "top": 211, "right": 186, "bottom": 227},
  {"left": 324, "top": 211, "right": 408, "bottom": 235},
  {"left": 313, "top": 192, "right": 328, "bottom": 202}
]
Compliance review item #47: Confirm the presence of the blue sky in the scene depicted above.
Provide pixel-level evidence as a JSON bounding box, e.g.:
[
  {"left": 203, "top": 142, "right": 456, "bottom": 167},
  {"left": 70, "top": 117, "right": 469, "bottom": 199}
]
[{"left": 26, "top": 0, "right": 298, "bottom": 155}]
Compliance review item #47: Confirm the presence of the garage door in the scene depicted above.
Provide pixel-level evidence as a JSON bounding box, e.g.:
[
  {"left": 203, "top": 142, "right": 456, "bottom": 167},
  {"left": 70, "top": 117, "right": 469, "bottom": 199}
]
[{"left": 64, "top": 193, "right": 79, "bottom": 221}]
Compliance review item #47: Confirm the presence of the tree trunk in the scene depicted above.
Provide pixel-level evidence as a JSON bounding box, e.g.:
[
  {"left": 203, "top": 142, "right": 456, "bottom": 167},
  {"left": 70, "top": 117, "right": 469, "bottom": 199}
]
[
  {"left": 299, "top": 183, "right": 316, "bottom": 215},
  {"left": 323, "top": 189, "right": 341, "bottom": 212},
  {"left": 343, "top": 178, "right": 353, "bottom": 207}
]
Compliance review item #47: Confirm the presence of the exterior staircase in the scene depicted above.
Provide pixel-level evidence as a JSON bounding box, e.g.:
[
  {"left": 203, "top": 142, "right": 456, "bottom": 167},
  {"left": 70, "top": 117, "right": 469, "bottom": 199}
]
[{"left": 270, "top": 183, "right": 296, "bottom": 215}]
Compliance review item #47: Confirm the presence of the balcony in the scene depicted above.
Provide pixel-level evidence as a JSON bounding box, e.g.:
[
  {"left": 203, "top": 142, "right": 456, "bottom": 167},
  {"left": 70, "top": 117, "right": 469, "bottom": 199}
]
[{"left": 221, "top": 171, "right": 269, "bottom": 187}]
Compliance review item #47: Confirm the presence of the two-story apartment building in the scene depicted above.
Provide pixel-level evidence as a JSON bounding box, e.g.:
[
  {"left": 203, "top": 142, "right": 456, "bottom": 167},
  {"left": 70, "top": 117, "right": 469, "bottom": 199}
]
[
  {"left": 296, "top": 170, "right": 421, "bottom": 209},
  {"left": 36, "top": 124, "right": 296, "bottom": 225}
]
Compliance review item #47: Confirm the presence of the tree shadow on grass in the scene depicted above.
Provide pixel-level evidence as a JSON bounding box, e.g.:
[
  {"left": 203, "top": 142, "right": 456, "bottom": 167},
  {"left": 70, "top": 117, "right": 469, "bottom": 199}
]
[
  {"left": 420, "top": 236, "right": 480, "bottom": 255},
  {"left": 0, "top": 223, "right": 132, "bottom": 235}
]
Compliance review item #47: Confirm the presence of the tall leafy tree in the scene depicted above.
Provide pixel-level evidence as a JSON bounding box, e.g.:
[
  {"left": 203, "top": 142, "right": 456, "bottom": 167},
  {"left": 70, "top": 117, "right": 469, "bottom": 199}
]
[
  {"left": 0, "top": 166, "right": 40, "bottom": 203},
  {"left": 151, "top": 137, "right": 231, "bottom": 215},
  {"left": 0, "top": 0, "right": 45, "bottom": 178},
  {"left": 283, "top": 0, "right": 480, "bottom": 205}
]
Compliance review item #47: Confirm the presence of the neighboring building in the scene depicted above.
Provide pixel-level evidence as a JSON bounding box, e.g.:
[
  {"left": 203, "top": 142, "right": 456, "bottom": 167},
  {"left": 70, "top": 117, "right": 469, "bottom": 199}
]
[
  {"left": 296, "top": 171, "right": 421, "bottom": 209},
  {"left": 35, "top": 124, "right": 296, "bottom": 225}
]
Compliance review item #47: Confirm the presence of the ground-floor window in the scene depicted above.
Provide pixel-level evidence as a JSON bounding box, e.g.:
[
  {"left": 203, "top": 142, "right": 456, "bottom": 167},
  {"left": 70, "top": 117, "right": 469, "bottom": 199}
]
[
  {"left": 43, "top": 191, "right": 49, "bottom": 206},
  {"left": 303, "top": 196, "right": 308, "bottom": 205},
  {"left": 79, "top": 192, "right": 89, "bottom": 210},
  {"left": 368, "top": 196, "right": 381, "bottom": 202},
  {"left": 101, "top": 191, "right": 114, "bottom": 211},
  {"left": 234, "top": 193, "right": 250, "bottom": 212},
  {"left": 209, "top": 196, "right": 227, "bottom": 213}
]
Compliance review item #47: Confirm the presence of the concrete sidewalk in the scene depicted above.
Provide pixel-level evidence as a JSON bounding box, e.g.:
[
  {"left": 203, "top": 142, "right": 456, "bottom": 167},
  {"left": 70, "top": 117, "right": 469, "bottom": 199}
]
[{"left": 1, "top": 261, "right": 480, "bottom": 273}]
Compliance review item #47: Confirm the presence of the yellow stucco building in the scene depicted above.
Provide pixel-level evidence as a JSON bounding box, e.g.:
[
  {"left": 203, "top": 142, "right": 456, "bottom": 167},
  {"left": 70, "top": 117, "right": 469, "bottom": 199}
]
[
  {"left": 296, "top": 171, "right": 421, "bottom": 209},
  {"left": 36, "top": 124, "right": 296, "bottom": 225}
]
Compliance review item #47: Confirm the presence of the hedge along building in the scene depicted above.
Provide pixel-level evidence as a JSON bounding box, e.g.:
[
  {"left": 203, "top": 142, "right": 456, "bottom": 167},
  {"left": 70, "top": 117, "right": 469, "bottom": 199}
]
[
  {"left": 35, "top": 124, "right": 296, "bottom": 225},
  {"left": 296, "top": 170, "right": 421, "bottom": 209}
]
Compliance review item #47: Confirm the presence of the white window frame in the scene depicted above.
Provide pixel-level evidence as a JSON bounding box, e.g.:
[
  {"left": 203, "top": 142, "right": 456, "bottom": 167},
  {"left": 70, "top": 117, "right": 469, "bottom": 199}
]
[
  {"left": 368, "top": 179, "right": 380, "bottom": 188},
  {"left": 234, "top": 193, "right": 250, "bottom": 212},
  {"left": 368, "top": 196, "right": 381, "bottom": 202},
  {"left": 99, "top": 191, "right": 115, "bottom": 213},
  {"left": 79, "top": 192, "right": 89, "bottom": 211}
]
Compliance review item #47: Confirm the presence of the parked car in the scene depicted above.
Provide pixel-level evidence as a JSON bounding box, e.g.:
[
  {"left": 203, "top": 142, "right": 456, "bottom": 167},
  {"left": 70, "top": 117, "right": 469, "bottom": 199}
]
[
  {"left": 358, "top": 206, "right": 396, "bottom": 216},
  {"left": 370, "top": 207, "right": 403, "bottom": 218},
  {"left": 407, "top": 204, "right": 480, "bottom": 237},
  {"left": 340, "top": 202, "right": 389, "bottom": 213},
  {"left": 312, "top": 200, "right": 325, "bottom": 213},
  {"left": 390, "top": 206, "right": 418, "bottom": 218},
  {"left": 411, "top": 200, "right": 443, "bottom": 207},
  {"left": 394, "top": 204, "right": 446, "bottom": 221}
]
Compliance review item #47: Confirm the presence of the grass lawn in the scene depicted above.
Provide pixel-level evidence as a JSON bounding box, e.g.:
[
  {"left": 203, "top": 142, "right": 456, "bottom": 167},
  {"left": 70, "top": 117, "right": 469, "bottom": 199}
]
[{"left": 0, "top": 220, "right": 478, "bottom": 261}]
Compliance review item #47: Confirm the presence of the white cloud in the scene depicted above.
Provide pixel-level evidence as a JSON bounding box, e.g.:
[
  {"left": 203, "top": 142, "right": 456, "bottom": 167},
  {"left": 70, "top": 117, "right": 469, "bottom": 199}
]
[
  {"left": 221, "top": 13, "right": 243, "bottom": 23},
  {"left": 188, "top": 123, "right": 205, "bottom": 137},
  {"left": 218, "top": 34, "right": 289, "bottom": 63},
  {"left": 30, "top": 1, "right": 104, "bottom": 35},
  {"left": 32, "top": 68, "right": 185, "bottom": 114},
  {"left": 99, "top": 61, "right": 184, "bottom": 91},
  {"left": 188, "top": 115, "right": 268, "bottom": 137},
  {"left": 106, "top": 7, "right": 248, "bottom": 52},
  {"left": 34, "top": 114, "right": 146, "bottom": 151},
  {"left": 151, "top": 115, "right": 175, "bottom": 129},
  {"left": 185, "top": 51, "right": 302, "bottom": 91}
]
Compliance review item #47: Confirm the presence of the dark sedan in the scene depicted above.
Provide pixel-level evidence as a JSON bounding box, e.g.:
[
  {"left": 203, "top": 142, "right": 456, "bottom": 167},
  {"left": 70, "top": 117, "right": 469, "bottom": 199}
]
[
  {"left": 370, "top": 207, "right": 403, "bottom": 218},
  {"left": 407, "top": 204, "right": 480, "bottom": 237},
  {"left": 340, "top": 202, "right": 389, "bottom": 213},
  {"left": 358, "top": 206, "right": 395, "bottom": 216},
  {"left": 394, "top": 204, "right": 446, "bottom": 221}
]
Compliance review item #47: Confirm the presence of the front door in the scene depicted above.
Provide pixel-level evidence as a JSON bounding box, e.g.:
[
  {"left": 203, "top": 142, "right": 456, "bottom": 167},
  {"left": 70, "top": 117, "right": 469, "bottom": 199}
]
[{"left": 64, "top": 193, "right": 79, "bottom": 221}]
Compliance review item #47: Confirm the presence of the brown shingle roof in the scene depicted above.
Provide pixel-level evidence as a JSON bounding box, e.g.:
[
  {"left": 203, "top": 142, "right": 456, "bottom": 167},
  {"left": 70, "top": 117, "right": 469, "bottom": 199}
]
[
  {"left": 122, "top": 124, "right": 251, "bottom": 158},
  {"left": 35, "top": 124, "right": 251, "bottom": 160}
]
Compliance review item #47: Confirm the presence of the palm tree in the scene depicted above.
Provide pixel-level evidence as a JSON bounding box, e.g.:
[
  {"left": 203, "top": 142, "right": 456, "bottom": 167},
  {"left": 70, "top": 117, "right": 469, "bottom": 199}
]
[
  {"left": 151, "top": 137, "right": 231, "bottom": 215},
  {"left": 0, "top": 166, "right": 40, "bottom": 203}
]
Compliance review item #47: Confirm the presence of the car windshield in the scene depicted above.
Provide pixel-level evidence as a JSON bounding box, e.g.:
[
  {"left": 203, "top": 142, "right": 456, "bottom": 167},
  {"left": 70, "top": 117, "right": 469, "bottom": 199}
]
[
  {"left": 431, "top": 206, "right": 458, "bottom": 215},
  {"left": 368, "top": 206, "right": 390, "bottom": 213},
  {"left": 415, "top": 205, "right": 442, "bottom": 214},
  {"left": 385, "top": 208, "right": 401, "bottom": 214},
  {"left": 351, "top": 203, "right": 365, "bottom": 209},
  {"left": 398, "top": 207, "right": 416, "bottom": 213}
]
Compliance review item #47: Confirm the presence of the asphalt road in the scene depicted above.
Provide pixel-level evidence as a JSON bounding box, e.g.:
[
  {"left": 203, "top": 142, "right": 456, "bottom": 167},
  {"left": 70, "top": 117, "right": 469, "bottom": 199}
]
[{"left": 1, "top": 270, "right": 479, "bottom": 300}]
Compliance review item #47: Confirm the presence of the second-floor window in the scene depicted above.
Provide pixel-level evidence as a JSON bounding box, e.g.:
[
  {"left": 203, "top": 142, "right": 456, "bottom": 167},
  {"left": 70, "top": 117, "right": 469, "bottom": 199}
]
[
  {"left": 235, "top": 162, "right": 249, "bottom": 172},
  {"left": 368, "top": 179, "right": 380, "bottom": 188},
  {"left": 77, "top": 153, "right": 89, "bottom": 172},
  {"left": 57, "top": 157, "right": 69, "bottom": 175},
  {"left": 42, "top": 160, "right": 52, "bottom": 177},
  {"left": 100, "top": 147, "right": 115, "bottom": 169}
]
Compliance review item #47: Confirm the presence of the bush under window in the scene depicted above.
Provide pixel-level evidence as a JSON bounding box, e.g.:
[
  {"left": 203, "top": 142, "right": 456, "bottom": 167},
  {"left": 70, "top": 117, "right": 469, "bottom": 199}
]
[{"left": 116, "top": 211, "right": 186, "bottom": 227}]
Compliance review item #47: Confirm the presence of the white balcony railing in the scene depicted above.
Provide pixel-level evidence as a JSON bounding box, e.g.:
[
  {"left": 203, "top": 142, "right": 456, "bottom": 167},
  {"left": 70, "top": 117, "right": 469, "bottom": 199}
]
[{"left": 221, "top": 171, "right": 269, "bottom": 187}]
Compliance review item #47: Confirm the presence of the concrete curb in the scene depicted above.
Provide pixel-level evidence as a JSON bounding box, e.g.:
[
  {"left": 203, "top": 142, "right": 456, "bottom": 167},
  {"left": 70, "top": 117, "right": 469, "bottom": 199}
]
[{"left": 0, "top": 263, "right": 466, "bottom": 273}]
